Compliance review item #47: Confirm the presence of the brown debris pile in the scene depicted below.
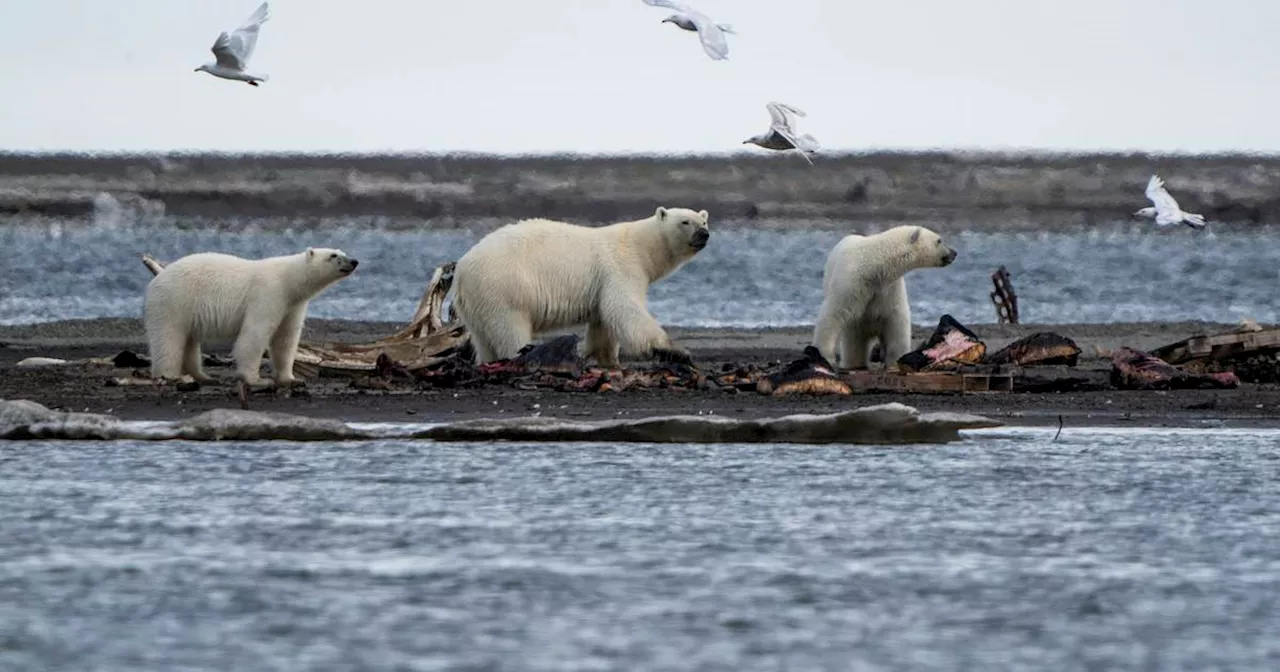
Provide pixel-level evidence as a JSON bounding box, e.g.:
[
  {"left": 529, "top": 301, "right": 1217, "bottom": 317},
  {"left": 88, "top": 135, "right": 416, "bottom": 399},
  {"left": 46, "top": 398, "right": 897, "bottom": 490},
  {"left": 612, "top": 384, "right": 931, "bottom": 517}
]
[
  {"left": 873, "top": 314, "right": 1245, "bottom": 393},
  {"left": 1110, "top": 347, "right": 1240, "bottom": 390},
  {"left": 358, "top": 336, "right": 853, "bottom": 397},
  {"left": 985, "top": 331, "right": 1082, "bottom": 367},
  {"left": 1150, "top": 323, "right": 1280, "bottom": 384}
]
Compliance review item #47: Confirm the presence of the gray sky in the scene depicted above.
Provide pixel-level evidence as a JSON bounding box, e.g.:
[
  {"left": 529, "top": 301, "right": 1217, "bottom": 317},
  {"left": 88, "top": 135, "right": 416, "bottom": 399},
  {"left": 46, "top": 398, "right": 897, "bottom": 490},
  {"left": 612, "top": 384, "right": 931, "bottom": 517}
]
[{"left": 2, "top": 0, "right": 1277, "bottom": 155}]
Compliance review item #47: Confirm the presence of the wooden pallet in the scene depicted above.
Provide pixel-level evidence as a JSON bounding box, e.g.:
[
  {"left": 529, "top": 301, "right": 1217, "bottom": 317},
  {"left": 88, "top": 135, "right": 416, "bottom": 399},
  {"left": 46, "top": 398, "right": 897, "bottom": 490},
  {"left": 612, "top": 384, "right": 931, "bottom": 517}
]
[
  {"left": 1151, "top": 327, "right": 1280, "bottom": 365},
  {"left": 844, "top": 370, "right": 1014, "bottom": 394}
]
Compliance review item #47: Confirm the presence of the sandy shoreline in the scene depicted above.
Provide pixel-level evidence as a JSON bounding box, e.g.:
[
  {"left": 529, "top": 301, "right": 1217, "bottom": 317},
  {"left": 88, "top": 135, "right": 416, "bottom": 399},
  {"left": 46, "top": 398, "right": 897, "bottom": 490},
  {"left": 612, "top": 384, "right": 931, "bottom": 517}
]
[{"left": 3, "top": 318, "right": 1278, "bottom": 431}]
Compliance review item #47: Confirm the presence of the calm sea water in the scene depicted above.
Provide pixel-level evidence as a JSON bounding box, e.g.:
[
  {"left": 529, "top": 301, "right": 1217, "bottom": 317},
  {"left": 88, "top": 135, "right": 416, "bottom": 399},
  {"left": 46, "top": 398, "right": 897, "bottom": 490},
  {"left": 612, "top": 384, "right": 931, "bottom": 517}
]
[
  {"left": 1, "top": 216, "right": 1277, "bottom": 328},
  {"left": 2, "top": 427, "right": 1278, "bottom": 671}
]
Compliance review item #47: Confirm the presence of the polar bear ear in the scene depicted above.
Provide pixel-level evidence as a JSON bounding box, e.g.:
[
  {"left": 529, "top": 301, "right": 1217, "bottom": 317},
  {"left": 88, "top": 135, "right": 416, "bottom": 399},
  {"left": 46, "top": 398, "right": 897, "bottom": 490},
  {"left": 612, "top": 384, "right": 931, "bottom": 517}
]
[
  {"left": 909, "top": 227, "right": 922, "bottom": 244},
  {"left": 698, "top": 210, "right": 709, "bottom": 222},
  {"left": 655, "top": 206, "right": 668, "bottom": 221}
]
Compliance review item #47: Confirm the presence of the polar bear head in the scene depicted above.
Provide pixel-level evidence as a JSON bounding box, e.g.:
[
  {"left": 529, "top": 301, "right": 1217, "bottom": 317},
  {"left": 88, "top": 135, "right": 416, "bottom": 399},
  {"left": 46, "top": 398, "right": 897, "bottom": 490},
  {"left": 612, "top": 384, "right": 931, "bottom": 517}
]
[
  {"left": 305, "top": 247, "right": 360, "bottom": 281},
  {"left": 654, "top": 206, "right": 711, "bottom": 254},
  {"left": 906, "top": 226, "right": 958, "bottom": 268}
]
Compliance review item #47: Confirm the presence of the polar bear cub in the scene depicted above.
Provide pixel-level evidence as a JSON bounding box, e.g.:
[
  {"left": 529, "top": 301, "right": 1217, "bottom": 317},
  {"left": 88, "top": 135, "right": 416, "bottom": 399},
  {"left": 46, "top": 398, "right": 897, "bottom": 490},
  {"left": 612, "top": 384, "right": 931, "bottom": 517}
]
[
  {"left": 143, "top": 248, "right": 359, "bottom": 386},
  {"left": 813, "top": 225, "right": 957, "bottom": 370},
  {"left": 452, "top": 206, "right": 712, "bottom": 367}
]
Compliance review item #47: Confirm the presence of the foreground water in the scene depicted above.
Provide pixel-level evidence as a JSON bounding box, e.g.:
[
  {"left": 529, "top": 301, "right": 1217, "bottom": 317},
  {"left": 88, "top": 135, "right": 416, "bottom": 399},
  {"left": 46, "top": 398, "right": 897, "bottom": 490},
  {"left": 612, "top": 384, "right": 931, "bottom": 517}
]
[
  {"left": 2, "top": 427, "right": 1278, "bottom": 671},
  {"left": 2, "top": 217, "right": 1277, "bottom": 327}
]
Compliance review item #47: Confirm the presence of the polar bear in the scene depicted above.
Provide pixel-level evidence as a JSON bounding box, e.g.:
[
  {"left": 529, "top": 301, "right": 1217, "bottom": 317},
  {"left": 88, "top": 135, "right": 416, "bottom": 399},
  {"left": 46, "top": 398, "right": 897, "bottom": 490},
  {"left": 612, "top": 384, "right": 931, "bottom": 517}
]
[
  {"left": 452, "top": 206, "right": 711, "bottom": 367},
  {"left": 812, "top": 225, "right": 957, "bottom": 370},
  {"left": 143, "top": 248, "right": 359, "bottom": 386}
]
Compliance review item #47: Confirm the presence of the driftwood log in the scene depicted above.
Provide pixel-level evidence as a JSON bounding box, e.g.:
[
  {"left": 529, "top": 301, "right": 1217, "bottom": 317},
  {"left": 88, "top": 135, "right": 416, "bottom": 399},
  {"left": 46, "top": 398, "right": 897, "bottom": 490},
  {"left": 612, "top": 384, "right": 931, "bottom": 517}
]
[{"left": 140, "top": 254, "right": 469, "bottom": 379}]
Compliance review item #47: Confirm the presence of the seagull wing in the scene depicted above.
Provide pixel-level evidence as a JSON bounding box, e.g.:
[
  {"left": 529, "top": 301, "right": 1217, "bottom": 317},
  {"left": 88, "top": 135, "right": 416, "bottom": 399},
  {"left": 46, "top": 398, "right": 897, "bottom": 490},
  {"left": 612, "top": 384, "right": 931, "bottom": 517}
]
[
  {"left": 212, "top": 2, "right": 269, "bottom": 71},
  {"left": 1144, "top": 174, "right": 1184, "bottom": 223},
  {"left": 765, "top": 102, "right": 814, "bottom": 165},
  {"left": 766, "top": 101, "right": 806, "bottom": 132},
  {"left": 693, "top": 19, "right": 730, "bottom": 60},
  {"left": 641, "top": 0, "right": 694, "bottom": 14}
]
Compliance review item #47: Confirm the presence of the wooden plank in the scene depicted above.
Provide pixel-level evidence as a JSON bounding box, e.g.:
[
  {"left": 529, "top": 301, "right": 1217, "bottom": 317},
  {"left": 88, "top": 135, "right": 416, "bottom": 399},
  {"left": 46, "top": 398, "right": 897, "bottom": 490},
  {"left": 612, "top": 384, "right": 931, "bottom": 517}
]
[
  {"left": 1154, "top": 328, "right": 1280, "bottom": 364},
  {"left": 844, "top": 371, "right": 1013, "bottom": 394}
]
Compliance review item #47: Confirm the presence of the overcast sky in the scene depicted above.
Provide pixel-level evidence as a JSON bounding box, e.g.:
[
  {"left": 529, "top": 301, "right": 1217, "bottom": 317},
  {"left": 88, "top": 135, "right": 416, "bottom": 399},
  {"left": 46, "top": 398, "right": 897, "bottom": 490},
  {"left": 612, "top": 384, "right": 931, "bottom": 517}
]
[{"left": 2, "top": 0, "right": 1277, "bottom": 155}]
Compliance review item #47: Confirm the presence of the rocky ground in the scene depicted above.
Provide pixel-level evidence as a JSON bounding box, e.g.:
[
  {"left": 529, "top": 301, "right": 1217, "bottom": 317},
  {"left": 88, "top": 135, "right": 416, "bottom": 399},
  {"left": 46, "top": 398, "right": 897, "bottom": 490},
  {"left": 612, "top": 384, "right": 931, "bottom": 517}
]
[
  {"left": 4, "top": 151, "right": 1280, "bottom": 232},
  {"left": 3, "top": 318, "right": 1278, "bottom": 430}
]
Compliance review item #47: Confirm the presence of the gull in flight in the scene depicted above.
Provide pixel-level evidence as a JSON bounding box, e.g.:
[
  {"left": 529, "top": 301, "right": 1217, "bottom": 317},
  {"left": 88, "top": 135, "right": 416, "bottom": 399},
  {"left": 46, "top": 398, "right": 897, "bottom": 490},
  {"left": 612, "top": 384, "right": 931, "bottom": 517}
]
[
  {"left": 1134, "top": 174, "right": 1206, "bottom": 229},
  {"left": 742, "top": 102, "right": 821, "bottom": 165},
  {"left": 195, "top": 2, "right": 271, "bottom": 86},
  {"left": 641, "top": 0, "right": 736, "bottom": 61}
]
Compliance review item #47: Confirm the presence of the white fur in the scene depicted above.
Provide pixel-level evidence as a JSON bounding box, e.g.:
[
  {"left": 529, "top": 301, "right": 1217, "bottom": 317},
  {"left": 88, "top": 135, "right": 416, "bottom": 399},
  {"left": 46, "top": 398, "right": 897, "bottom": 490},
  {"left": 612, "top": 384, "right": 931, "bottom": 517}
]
[
  {"left": 143, "top": 247, "right": 358, "bottom": 386},
  {"left": 453, "top": 206, "right": 711, "bottom": 367},
  {"left": 812, "top": 225, "right": 957, "bottom": 370}
]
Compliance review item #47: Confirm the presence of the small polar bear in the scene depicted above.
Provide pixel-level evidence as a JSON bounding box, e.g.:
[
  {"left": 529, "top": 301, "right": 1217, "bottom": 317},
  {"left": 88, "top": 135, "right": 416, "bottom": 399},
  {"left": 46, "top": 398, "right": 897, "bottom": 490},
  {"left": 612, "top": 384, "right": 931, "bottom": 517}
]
[
  {"left": 143, "top": 248, "right": 359, "bottom": 387},
  {"left": 812, "top": 225, "right": 957, "bottom": 370},
  {"left": 452, "top": 206, "right": 711, "bottom": 367}
]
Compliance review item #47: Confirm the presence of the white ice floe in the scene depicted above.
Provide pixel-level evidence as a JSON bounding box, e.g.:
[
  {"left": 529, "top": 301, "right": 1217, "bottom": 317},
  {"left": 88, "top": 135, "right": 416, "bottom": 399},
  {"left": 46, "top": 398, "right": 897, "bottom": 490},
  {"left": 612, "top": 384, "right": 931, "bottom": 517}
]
[
  {"left": 1134, "top": 174, "right": 1207, "bottom": 229},
  {"left": 1, "top": 399, "right": 999, "bottom": 444},
  {"left": 195, "top": 2, "right": 271, "bottom": 86},
  {"left": 742, "top": 101, "right": 821, "bottom": 165},
  {"left": 642, "top": 0, "right": 736, "bottom": 61}
]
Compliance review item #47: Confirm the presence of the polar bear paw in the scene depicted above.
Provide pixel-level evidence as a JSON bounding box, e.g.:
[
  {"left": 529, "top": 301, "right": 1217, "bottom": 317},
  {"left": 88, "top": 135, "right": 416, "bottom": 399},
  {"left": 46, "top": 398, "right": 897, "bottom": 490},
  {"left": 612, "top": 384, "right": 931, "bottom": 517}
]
[{"left": 651, "top": 346, "right": 694, "bottom": 367}]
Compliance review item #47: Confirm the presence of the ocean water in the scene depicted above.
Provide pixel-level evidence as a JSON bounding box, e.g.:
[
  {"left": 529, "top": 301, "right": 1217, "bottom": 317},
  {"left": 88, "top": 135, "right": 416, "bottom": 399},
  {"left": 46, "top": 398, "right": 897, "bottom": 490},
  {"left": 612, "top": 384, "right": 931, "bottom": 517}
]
[
  {"left": 1, "top": 216, "right": 1277, "bottom": 328},
  {"left": 1, "top": 426, "right": 1278, "bottom": 671}
]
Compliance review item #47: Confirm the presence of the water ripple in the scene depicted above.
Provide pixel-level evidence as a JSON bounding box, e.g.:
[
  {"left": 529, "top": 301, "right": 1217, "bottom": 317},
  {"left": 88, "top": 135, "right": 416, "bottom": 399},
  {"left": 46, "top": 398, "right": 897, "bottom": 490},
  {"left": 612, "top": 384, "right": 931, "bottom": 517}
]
[{"left": 2, "top": 218, "right": 1276, "bottom": 326}]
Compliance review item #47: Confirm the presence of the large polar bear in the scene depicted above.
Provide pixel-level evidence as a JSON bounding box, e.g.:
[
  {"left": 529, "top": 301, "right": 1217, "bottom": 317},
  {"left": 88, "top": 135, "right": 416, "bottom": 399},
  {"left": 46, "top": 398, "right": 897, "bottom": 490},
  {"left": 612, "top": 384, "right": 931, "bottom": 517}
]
[
  {"left": 813, "top": 225, "right": 957, "bottom": 370},
  {"left": 452, "top": 206, "right": 711, "bottom": 367},
  {"left": 143, "top": 248, "right": 359, "bottom": 386}
]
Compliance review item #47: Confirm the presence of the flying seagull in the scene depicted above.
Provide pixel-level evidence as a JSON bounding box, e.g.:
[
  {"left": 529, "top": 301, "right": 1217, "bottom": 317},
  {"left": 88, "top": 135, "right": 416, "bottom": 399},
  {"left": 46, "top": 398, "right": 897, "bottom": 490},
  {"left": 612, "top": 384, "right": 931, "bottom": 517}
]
[
  {"left": 1134, "top": 174, "right": 1206, "bottom": 229},
  {"left": 743, "top": 102, "right": 821, "bottom": 165},
  {"left": 195, "top": 2, "right": 271, "bottom": 86},
  {"left": 641, "top": 0, "right": 736, "bottom": 61}
]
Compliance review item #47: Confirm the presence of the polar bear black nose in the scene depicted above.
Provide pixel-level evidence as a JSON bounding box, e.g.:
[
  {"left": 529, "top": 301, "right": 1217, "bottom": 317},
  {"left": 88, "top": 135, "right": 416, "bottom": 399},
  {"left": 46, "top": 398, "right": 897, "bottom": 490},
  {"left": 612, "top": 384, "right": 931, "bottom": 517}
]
[
  {"left": 692, "top": 228, "right": 710, "bottom": 245},
  {"left": 349, "top": 259, "right": 359, "bottom": 268}
]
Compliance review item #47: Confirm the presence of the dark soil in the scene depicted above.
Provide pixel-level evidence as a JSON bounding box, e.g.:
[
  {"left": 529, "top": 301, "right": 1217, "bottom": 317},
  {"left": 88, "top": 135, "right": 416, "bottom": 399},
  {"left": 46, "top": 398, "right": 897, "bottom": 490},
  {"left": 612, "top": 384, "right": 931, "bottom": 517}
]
[{"left": 4, "top": 319, "right": 1279, "bottom": 430}]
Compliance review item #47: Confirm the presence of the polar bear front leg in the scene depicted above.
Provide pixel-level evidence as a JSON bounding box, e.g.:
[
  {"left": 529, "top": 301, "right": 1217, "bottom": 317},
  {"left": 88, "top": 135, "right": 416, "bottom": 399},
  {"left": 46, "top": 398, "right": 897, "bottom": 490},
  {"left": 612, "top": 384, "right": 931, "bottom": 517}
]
[
  {"left": 878, "top": 281, "right": 914, "bottom": 370},
  {"left": 812, "top": 305, "right": 841, "bottom": 367},
  {"left": 599, "top": 287, "right": 689, "bottom": 366},
  {"left": 584, "top": 320, "right": 620, "bottom": 369},
  {"left": 880, "top": 312, "right": 913, "bottom": 370},
  {"left": 839, "top": 323, "right": 872, "bottom": 371},
  {"left": 267, "top": 305, "right": 307, "bottom": 387}
]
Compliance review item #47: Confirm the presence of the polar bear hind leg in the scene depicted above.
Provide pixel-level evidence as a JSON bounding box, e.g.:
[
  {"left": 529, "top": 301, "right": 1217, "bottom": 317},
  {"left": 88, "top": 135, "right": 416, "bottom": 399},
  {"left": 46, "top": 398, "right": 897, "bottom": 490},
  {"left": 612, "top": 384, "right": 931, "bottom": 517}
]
[
  {"left": 267, "top": 305, "right": 307, "bottom": 386},
  {"left": 466, "top": 304, "right": 534, "bottom": 364},
  {"left": 147, "top": 322, "right": 189, "bottom": 381},
  {"left": 182, "top": 335, "right": 214, "bottom": 382}
]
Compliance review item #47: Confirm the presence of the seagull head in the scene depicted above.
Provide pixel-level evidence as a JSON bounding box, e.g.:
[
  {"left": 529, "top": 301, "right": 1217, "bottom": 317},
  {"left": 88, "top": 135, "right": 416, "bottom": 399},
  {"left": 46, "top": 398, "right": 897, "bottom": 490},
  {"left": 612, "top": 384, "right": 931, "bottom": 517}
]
[
  {"left": 1132, "top": 207, "right": 1157, "bottom": 220},
  {"left": 194, "top": 64, "right": 212, "bottom": 74}
]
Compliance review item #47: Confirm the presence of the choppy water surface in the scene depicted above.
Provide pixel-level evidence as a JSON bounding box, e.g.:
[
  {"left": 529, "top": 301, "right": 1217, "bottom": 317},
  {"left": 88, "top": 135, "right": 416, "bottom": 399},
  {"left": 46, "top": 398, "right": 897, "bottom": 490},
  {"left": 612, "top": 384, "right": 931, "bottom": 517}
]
[
  {"left": 3, "top": 427, "right": 1279, "bottom": 671},
  {"left": 2, "top": 216, "right": 1278, "bottom": 327}
]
